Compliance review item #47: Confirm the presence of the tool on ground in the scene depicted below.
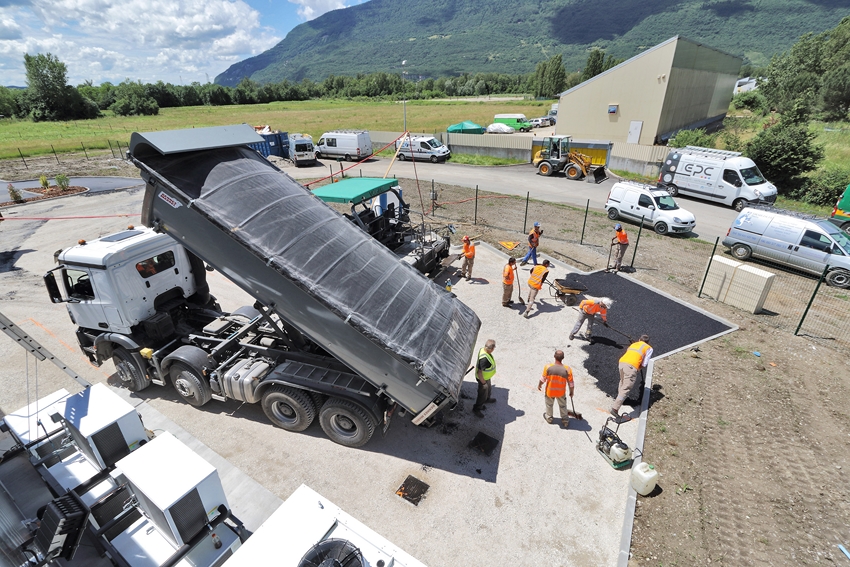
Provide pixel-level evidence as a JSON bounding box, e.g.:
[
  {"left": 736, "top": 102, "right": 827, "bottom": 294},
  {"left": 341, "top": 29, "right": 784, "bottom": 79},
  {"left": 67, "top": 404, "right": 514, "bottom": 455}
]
[
  {"left": 606, "top": 242, "right": 614, "bottom": 271},
  {"left": 514, "top": 266, "right": 526, "bottom": 305},
  {"left": 546, "top": 275, "right": 587, "bottom": 306},
  {"left": 568, "top": 396, "right": 583, "bottom": 420},
  {"left": 597, "top": 415, "right": 633, "bottom": 469},
  {"left": 604, "top": 322, "right": 633, "bottom": 343}
]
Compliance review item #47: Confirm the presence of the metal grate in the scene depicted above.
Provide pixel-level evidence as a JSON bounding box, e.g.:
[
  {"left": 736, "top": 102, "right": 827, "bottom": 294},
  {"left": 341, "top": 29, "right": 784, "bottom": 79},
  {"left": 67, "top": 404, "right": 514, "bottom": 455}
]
[
  {"left": 170, "top": 488, "right": 207, "bottom": 545},
  {"left": 91, "top": 422, "right": 130, "bottom": 468}
]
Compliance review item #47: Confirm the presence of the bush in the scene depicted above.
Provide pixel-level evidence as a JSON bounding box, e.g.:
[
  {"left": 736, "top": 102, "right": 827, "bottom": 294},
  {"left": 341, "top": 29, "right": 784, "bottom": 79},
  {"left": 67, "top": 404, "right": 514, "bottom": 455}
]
[
  {"left": 744, "top": 121, "right": 824, "bottom": 193},
  {"left": 792, "top": 167, "right": 850, "bottom": 206},
  {"left": 668, "top": 128, "right": 716, "bottom": 148},
  {"left": 39, "top": 174, "right": 49, "bottom": 190},
  {"left": 7, "top": 183, "right": 23, "bottom": 203},
  {"left": 55, "top": 174, "right": 70, "bottom": 191},
  {"left": 731, "top": 91, "right": 768, "bottom": 114}
]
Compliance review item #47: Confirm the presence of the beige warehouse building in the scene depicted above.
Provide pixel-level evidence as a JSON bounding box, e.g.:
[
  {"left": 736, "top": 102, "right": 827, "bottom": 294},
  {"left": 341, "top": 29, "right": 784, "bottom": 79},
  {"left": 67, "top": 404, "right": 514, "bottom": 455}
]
[{"left": 556, "top": 36, "right": 742, "bottom": 146}]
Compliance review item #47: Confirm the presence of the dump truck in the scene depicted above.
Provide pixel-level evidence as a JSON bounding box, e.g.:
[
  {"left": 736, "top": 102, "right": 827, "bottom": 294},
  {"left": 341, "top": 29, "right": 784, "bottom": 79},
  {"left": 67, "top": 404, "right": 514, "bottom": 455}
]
[
  {"left": 43, "top": 124, "right": 480, "bottom": 448},
  {"left": 532, "top": 135, "right": 608, "bottom": 183}
]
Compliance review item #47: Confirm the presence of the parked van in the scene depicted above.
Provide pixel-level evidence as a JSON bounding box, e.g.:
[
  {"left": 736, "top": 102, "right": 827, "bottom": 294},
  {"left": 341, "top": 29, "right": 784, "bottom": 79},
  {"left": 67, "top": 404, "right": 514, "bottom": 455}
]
[
  {"left": 315, "top": 130, "right": 373, "bottom": 161},
  {"left": 290, "top": 133, "right": 316, "bottom": 167},
  {"left": 395, "top": 136, "right": 451, "bottom": 163},
  {"left": 723, "top": 207, "right": 850, "bottom": 288},
  {"left": 658, "top": 146, "right": 778, "bottom": 212},
  {"left": 494, "top": 114, "right": 533, "bottom": 132},
  {"left": 605, "top": 181, "right": 696, "bottom": 235},
  {"left": 829, "top": 183, "right": 850, "bottom": 233}
]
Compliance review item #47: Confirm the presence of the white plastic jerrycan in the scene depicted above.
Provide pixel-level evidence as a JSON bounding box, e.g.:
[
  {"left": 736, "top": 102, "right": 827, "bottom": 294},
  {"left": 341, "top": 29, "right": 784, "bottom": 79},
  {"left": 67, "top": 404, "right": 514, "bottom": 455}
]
[{"left": 630, "top": 462, "right": 659, "bottom": 496}]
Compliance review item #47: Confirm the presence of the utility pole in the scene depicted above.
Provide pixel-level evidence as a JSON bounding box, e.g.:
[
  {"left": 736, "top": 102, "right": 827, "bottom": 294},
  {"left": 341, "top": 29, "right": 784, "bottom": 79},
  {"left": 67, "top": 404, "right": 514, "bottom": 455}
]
[{"left": 402, "top": 60, "right": 408, "bottom": 132}]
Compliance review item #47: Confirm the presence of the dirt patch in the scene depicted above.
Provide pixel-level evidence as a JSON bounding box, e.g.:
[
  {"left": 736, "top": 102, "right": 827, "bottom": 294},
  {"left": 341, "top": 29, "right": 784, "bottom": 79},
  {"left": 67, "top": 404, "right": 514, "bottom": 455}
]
[
  {"left": 4, "top": 153, "right": 847, "bottom": 565},
  {"left": 1, "top": 185, "right": 88, "bottom": 207},
  {"left": 0, "top": 150, "right": 141, "bottom": 182}
]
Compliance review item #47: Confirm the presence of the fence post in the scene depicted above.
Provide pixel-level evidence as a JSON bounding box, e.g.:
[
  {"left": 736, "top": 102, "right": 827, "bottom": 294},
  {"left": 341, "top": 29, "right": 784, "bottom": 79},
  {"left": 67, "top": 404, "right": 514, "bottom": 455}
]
[
  {"left": 329, "top": 164, "right": 334, "bottom": 181},
  {"left": 107, "top": 140, "right": 115, "bottom": 158},
  {"left": 579, "top": 199, "right": 589, "bottom": 245},
  {"left": 17, "top": 149, "right": 28, "bottom": 169},
  {"left": 474, "top": 185, "right": 478, "bottom": 225},
  {"left": 81, "top": 142, "right": 89, "bottom": 160},
  {"left": 50, "top": 144, "right": 60, "bottom": 165},
  {"left": 697, "top": 237, "right": 720, "bottom": 298},
  {"left": 523, "top": 191, "right": 530, "bottom": 234},
  {"left": 630, "top": 217, "right": 645, "bottom": 268},
  {"left": 795, "top": 264, "right": 830, "bottom": 335}
]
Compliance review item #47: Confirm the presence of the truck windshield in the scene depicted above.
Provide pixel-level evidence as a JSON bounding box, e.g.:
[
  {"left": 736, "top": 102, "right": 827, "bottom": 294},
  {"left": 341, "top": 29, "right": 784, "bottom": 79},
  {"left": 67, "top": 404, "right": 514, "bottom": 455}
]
[
  {"left": 653, "top": 194, "right": 679, "bottom": 210},
  {"left": 740, "top": 166, "right": 766, "bottom": 186},
  {"left": 426, "top": 139, "right": 444, "bottom": 149},
  {"left": 295, "top": 143, "right": 312, "bottom": 152},
  {"left": 830, "top": 230, "right": 850, "bottom": 255}
]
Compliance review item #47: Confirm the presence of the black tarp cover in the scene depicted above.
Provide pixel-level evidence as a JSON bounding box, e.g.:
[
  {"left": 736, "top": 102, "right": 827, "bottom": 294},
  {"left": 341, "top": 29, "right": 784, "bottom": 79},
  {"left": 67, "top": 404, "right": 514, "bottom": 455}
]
[{"left": 138, "top": 147, "right": 479, "bottom": 398}]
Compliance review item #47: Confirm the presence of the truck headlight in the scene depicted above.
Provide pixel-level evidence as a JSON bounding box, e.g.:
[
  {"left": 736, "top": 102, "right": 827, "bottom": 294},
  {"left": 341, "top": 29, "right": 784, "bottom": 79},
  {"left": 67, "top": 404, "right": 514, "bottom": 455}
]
[
  {"left": 754, "top": 189, "right": 761, "bottom": 197},
  {"left": 673, "top": 217, "right": 682, "bottom": 223}
]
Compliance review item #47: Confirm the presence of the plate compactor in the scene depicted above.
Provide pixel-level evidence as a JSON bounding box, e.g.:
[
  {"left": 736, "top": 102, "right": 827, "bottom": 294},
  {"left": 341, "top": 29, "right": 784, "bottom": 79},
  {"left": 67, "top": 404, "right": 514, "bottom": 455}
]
[{"left": 597, "top": 416, "right": 633, "bottom": 469}]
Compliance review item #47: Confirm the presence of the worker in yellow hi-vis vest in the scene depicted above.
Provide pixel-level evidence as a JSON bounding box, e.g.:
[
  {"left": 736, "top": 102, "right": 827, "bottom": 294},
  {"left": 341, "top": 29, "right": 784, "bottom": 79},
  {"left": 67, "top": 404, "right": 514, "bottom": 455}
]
[{"left": 611, "top": 335, "right": 652, "bottom": 417}]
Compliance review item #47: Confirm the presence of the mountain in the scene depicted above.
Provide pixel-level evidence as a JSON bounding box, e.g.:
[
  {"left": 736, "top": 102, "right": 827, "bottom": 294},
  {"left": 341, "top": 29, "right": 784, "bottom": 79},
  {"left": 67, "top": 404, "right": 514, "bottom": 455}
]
[{"left": 215, "top": 0, "right": 850, "bottom": 86}]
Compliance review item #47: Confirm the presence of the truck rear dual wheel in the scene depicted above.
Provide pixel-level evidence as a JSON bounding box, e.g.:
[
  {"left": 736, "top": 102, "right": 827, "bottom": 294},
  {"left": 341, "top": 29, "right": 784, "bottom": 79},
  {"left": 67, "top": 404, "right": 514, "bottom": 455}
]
[
  {"left": 170, "top": 362, "right": 212, "bottom": 407},
  {"left": 319, "top": 399, "right": 375, "bottom": 448},
  {"left": 112, "top": 348, "right": 149, "bottom": 392},
  {"left": 262, "top": 386, "right": 316, "bottom": 432}
]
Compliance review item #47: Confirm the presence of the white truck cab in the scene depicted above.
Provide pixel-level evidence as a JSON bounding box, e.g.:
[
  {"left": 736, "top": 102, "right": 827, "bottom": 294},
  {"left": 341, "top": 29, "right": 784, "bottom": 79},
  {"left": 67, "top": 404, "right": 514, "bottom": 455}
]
[{"left": 395, "top": 136, "right": 451, "bottom": 163}]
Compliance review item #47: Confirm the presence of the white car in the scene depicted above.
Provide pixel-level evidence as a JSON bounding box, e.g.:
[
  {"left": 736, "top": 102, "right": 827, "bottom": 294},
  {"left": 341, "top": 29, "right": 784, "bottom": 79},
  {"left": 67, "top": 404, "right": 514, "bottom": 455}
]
[
  {"left": 530, "top": 117, "right": 551, "bottom": 128},
  {"left": 605, "top": 181, "right": 696, "bottom": 235},
  {"left": 486, "top": 123, "right": 515, "bottom": 134}
]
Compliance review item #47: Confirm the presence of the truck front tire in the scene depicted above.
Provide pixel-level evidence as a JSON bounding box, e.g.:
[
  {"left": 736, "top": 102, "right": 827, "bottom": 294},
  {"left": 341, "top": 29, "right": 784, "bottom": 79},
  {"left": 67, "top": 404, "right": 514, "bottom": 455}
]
[
  {"left": 733, "top": 198, "right": 748, "bottom": 212},
  {"left": 565, "top": 165, "right": 582, "bottom": 180},
  {"left": 262, "top": 386, "right": 316, "bottom": 432},
  {"left": 319, "top": 399, "right": 375, "bottom": 448},
  {"left": 170, "top": 362, "right": 212, "bottom": 407},
  {"left": 113, "top": 348, "right": 149, "bottom": 392},
  {"left": 825, "top": 269, "right": 850, "bottom": 288}
]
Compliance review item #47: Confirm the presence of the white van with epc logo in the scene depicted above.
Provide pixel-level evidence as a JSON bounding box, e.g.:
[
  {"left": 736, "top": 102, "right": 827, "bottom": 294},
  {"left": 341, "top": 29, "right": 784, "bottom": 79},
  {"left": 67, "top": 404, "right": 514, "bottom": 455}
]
[
  {"left": 722, "top": 207, "right": 850, "bottom": 288},
  {"left": 605, "top": 181, "right": 696, "bottom": 235},
  {"left": 395, "top": 136, "right": 451, "bottom": 163},
  {"left": 315, "top": 130, "right": 373, "bottom": 162},
  {"left": 658, "top": 146, "right": 777, "bottom": 212}
]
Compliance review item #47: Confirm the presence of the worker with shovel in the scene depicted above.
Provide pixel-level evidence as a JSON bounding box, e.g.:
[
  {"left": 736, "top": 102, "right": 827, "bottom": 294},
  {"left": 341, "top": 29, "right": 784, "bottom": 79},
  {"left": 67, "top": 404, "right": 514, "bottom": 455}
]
[
  {"left": 522, "top": 259, "right": 550, "bottom": 318},
  {"left": 538, "top": 350, "right": 574, "bottom": 427},
  {"left": 502, "top": 257, "right": 516, "bottom": 307},
  {"left": 610, "top": 224, "right": 629, "bottom": 271},
  {"left": 569, "top": 296, "right": 612, "bottom": 340},
  {"left": 610, "top": 335, "right": 653, "bottom": 418}
]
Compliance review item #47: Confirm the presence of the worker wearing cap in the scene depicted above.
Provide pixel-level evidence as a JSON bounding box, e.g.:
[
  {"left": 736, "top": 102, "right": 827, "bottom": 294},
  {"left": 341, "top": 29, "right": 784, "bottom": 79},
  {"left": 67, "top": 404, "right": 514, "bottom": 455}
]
[
  {"left": 473, "top": 339, "right": 497, "bottom": 418},
  {"left": 538, "top": 350, "right": 574, "bottom": 427},
  {"left": 502, "top": 257, "right": 516, "bottom": 307},
  {"left": 611, "top": 224, "right": 629, "bottom": 271},
  {"left": 569, "top": 296, "right": 611, "bottom": 340},
  {"left": 519, "top": 222, "right": 543, "bottom": 266},
  {"left": 611, "top": 335, "right": 653, "bottom": 417},
  {"left": 523, "top": 259, "right": 550, "bottom": 318},
  {"left": 460, "top": 235, "right": 475, "bottom": 280}
]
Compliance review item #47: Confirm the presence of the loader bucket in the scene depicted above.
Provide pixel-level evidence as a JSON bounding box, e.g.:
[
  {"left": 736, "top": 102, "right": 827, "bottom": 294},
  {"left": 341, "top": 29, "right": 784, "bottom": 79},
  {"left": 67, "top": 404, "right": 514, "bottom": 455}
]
[{"left": 589, "top": 166, "right": 608, "bottom": 184}]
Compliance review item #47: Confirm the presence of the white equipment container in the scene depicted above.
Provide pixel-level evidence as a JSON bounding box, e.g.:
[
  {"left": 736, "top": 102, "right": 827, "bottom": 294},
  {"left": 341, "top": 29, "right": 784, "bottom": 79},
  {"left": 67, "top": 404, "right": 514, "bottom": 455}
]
[{"left": 631, "top": 462, "right": 659, "bottom": 496}]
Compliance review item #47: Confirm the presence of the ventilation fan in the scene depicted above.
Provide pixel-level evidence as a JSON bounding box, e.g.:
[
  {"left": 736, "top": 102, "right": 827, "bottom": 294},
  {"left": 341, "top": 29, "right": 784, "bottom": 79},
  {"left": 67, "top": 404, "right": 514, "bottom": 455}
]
[{"left": 298, "top": 538, "right": 364, "bottom": 567}]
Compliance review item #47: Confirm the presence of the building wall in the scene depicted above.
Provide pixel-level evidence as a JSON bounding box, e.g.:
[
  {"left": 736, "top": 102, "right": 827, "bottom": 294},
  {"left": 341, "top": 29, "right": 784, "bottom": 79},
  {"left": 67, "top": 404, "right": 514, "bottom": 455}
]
[{"left": 555, "top": 40, "right": 677, "bottom": 145}]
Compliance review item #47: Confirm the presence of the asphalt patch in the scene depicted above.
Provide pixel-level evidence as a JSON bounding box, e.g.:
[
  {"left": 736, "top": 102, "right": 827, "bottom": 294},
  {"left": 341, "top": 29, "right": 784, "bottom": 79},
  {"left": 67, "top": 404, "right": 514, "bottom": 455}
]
[
  {"left": 396, "top": 475, "right": 429, "bottom": 506},
  {"left": 568, "top": 272, "right": 732, "bottom": 398},
  {"left": 468, "top": 431, "right": 500, "bottom": 456}
]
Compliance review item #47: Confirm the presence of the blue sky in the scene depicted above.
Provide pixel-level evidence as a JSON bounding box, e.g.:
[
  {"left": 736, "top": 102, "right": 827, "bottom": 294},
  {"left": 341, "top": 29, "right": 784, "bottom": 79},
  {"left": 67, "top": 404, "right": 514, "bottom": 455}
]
[{"left": 0, "top": 0, "right": 366, "bottom": 87}]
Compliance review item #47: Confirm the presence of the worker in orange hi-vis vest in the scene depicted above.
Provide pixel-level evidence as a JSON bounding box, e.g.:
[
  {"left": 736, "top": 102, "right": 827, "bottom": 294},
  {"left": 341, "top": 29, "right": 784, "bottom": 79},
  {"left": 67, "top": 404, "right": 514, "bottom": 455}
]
[
  {"left": 538, "top": 350, "right": 574, "bottom": 427},
  {"left": 611, "top": 335, "right": 653, "bottom": 418},
  {"left": 460, "top": 235, "right": 476, "bottom": 280},
  {"left": 522, "top": 259, "right": 550, "bottom": 318},
  {"left": 611, "top": 224, "right": 629, "bottom": 271},
  {"left": 501, "top": 257, "right": 516, "bottom": 307},
  {"left": 519, "top": 222, "right": 542, "bottom": 266},
  {"left": 569, "top": 296, "right": 612, "bottom": 341}
]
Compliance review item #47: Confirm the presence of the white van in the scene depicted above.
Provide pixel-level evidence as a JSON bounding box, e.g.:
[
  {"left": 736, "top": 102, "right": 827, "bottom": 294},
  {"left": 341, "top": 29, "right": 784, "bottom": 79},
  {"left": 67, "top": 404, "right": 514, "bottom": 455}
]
[
  {"left": 722, "top": 207, "right": 850, "bottom": 287},
  {"left": 289, "top": 133, "right": 316, "bottom": 167},
  {"left": 395, "top": 136, "right": 451, "bottom": 163},
  {"left": 658, "top": 146, "right": 778, "bottom": 212},
  {"left": 605, "top": 181, "right": 696, "bottom": 235},
  {"left": 315, "top": 130, "right": 373, "bottom": 162}
]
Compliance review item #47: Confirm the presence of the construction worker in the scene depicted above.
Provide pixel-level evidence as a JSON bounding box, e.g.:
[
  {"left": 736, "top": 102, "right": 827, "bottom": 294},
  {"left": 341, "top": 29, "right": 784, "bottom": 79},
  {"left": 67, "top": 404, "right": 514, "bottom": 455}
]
[
  {"left": 611, "top": 224, "right": 629, "bottom": 271},
  {"left": 473, "top": 339, "right": 497, "bottom": 418},
  {"left": 611, "top": 335, "right": 653, "bottom": 417},
  {"left": 523, "top": 259, "right": 550, "bottom": 318},
  {"left": 460, "top": 235, "right": 475, "bottom": 280},
  {"left": 519, "top": 222, "right": 542, "bottom": 266},
  {"left": 502, "top": 257, "right": 516, "bottom": 307},
  {"left": 569, "top": 296, "right": 611, "bottom": 340},
  {"left": 538, "top": 350, "right": 574, "bottom": 427}
]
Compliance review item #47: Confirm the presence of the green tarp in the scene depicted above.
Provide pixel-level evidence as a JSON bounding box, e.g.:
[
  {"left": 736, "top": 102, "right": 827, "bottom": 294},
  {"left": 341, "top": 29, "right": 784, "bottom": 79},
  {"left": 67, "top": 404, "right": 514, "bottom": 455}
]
[
  {"left": 311, "top": 177, "right": 397, "bottom": 203},
  {"left": 447, "top": 120, "right": 485, "bottom": 134}
]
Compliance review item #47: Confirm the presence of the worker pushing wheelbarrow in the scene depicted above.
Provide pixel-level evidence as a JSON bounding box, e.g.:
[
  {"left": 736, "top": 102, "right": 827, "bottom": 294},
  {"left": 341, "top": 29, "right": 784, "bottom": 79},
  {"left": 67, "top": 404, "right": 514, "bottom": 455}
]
[{"left": 545, "top": 273, "right": 588, "bottom": 307}]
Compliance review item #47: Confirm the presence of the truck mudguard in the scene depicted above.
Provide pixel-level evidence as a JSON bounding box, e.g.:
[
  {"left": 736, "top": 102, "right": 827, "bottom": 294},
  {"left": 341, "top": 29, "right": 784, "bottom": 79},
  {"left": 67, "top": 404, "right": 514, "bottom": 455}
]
[{"left": 128, "top": 125, "right": 480, "bottom": 415}]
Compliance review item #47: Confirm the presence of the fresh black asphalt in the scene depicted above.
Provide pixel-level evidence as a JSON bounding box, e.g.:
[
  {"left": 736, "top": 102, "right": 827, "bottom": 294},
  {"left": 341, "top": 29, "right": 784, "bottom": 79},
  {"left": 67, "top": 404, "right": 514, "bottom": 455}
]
[{"left": 564, "top": 271, "right": 732, "bottom": 399}]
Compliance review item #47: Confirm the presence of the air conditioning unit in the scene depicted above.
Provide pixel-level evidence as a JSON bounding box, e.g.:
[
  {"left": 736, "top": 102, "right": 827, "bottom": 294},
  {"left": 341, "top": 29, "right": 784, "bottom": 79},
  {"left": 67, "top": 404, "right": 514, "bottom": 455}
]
[
  {"left": 61, "top": 383, "right": 147, "bottom": 469},
  {"left": 115, "top": 432, "right": 228, "bottom": 548}
]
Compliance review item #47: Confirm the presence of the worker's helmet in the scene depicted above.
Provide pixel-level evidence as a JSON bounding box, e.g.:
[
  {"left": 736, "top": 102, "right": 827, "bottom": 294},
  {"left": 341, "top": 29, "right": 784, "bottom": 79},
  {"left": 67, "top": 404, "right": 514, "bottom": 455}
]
[
  {"left": 614, "top": 224, "right": 622, "bottom": 231},
  {"left": 462, "top": 235, "right": 470, "bottom": 242},
  {"left": 533, "top": 222, "right": 541, "bottom": 227},
  {"left": 599, "top": 297, "right": 613, "bottom": 308}
]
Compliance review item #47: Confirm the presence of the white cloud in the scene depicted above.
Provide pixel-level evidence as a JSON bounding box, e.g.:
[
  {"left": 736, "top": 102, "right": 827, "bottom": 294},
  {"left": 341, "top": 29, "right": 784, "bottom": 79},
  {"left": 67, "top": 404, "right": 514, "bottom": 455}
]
[{"left": 287, "top": 0, "right": 347, "bottom": 21}]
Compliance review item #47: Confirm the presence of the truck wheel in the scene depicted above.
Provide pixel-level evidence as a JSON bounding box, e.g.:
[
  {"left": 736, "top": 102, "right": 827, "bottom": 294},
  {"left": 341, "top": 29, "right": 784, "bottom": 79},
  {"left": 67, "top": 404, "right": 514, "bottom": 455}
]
[
  {"left": 315, "top": 151, "right": 322, "bottom": 160},
  {"left": 262, "top": 386, "right": 316, "bottom": 432},
  {"left": 113, "top": 348, "right": 149, "bottom": 392},
  {"left": 538, "top": 162, "right": 553, "bottom": 176},
  {"left": 654, "top": 222, "right": 669, "bottom": 235},
  {"left": 430, "top": 155, "right": 438, "bottom": 163},
  {"left": 565, "top": 165, "right": 582, "bottom": 180},
  {"left": 607, "top": 208, "right": 619, "bottom": 220},
  {"left": 170, "top": 362, "right": 212, "bottom": 407},
  {"left": 398, "top": 153, "right": 406, "bottom": 161},
  {"left": 733, "top": 198, "right": 748, "bottom": 212},
  {"left": 840, "top": 221, "right": 850, "bottom": 234},
  {"left": 825, "top": 269, "right": 850, "bottom": 288},
  {"left": 344, "top": 154, "right": 352, "bottom": 161},
  {"left": 319, "top": 399, "right": 375, "bottom": 448},
  {"left": 731, "top": 243, "right": 752, "bottom": 260},
  {"left": 666, "top": 184, "right": 679, "bottom": 197}
]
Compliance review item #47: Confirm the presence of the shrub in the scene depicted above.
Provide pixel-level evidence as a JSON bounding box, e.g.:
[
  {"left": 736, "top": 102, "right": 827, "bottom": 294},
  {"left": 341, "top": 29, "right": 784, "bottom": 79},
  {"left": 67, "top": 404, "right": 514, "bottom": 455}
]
[
  {"left": 55, "top": 174, "right": 70, "bottom": 191},
  {"left": 744, "top": 121, "right": 824, "bottom": 193},
  {"left": 731, "top": 91, "right": 768, "bottom": 114},
  {"left": 7, "top": 183, "right": 23, "bottom": 203},
  {"left": 792, "top": 166, "right": 850, "bottom": 206},
  {"left": 39, "top": 174, "right": 49, "bottom": 190},
  {"left": 668, "top": 128, "right": 716, "bottom": 148}
]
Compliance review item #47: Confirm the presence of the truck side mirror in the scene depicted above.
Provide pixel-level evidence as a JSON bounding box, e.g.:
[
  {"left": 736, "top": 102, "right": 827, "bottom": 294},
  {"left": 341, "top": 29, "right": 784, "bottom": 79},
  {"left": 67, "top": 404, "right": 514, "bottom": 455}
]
[
  {"left": 649, "top": 205, "right": 656, "bottom": 211},
  {"left": 735, "top": 180, "right": 742, "bottom": 188},
  {"left": 43, "top": 272, "right": 63, "bottom": 304}
]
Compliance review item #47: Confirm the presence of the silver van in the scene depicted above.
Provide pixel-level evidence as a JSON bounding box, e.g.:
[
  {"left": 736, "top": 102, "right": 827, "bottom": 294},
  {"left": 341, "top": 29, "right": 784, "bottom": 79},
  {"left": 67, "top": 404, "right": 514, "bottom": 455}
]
[{"left": 722, "top": 208, "right": 850, "bottom": 288}]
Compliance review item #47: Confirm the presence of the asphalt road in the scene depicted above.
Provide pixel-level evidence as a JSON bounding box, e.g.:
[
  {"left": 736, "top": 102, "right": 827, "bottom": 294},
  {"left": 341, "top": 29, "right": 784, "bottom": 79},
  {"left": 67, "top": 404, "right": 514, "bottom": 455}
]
[{"left": 285, "top": 159, "right": 742, "bottom": 241}]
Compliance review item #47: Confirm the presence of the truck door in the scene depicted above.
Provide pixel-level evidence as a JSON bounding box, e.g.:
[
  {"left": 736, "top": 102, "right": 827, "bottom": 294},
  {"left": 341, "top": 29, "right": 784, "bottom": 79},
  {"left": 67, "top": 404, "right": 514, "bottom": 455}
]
[
  {"left": 632, "top": 193, "right": 657, "bottom": 225},
  {"left": 787, "top": 229, "right": 833, "bottom": 274},
  {"left": 62, "top": 267, "right": 109, "bottom": 331},
  {"left": 719, "top": 169, "right": 743, "bottom": 203}
]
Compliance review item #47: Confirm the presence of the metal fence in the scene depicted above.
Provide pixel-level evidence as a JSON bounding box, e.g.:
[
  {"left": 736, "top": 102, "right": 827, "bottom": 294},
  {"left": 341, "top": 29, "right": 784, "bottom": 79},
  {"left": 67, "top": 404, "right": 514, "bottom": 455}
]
[{"left": 391, "top": 179, "right": 849, "bottom": 350}]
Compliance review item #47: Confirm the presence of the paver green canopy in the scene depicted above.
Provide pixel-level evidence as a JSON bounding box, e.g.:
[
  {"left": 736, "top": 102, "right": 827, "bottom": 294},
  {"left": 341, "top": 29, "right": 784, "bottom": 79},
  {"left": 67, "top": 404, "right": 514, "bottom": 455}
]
[
  {"left": 312, "top": 177, "right": 397, "bottom": 204},
  {"left": 447, "top": 121, "right": 485, "bottom": 134}
]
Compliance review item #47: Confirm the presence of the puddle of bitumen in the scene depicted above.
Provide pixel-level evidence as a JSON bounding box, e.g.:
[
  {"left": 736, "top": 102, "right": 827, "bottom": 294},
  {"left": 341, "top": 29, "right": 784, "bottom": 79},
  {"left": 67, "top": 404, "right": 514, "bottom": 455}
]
[
  {"left": 566, "top": 271, "right": 733, "bottom": 398},
  {"left": 468, "top": 432, "right": 500, "bottom": 456},
  {"left": 396, "top": 475, "right": 430, "bottom": 506}
]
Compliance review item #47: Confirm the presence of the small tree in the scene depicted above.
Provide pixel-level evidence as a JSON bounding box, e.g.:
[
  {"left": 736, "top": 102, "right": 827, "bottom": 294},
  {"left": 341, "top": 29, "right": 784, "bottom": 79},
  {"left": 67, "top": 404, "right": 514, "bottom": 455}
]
[
  {"left": 793, "top": 166, "right": 850, "bottom": 206},
  {"left": 731, "top": 91, "right": 767, "bottom": 114},
  {"left": 7, "top": 183, "right": 23, "bottom": 203},
  {"left": 745, "top": 120, "right": 825, "bottom": 192},
  {"left": 822, "top": 62, "right": 850, "bottom": 120},
  {"left": 39, "top": 174, "right": 50, "bottom": 190},
  {"left": 55, "top": 174, "right": 70, "bottom": 191}
]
